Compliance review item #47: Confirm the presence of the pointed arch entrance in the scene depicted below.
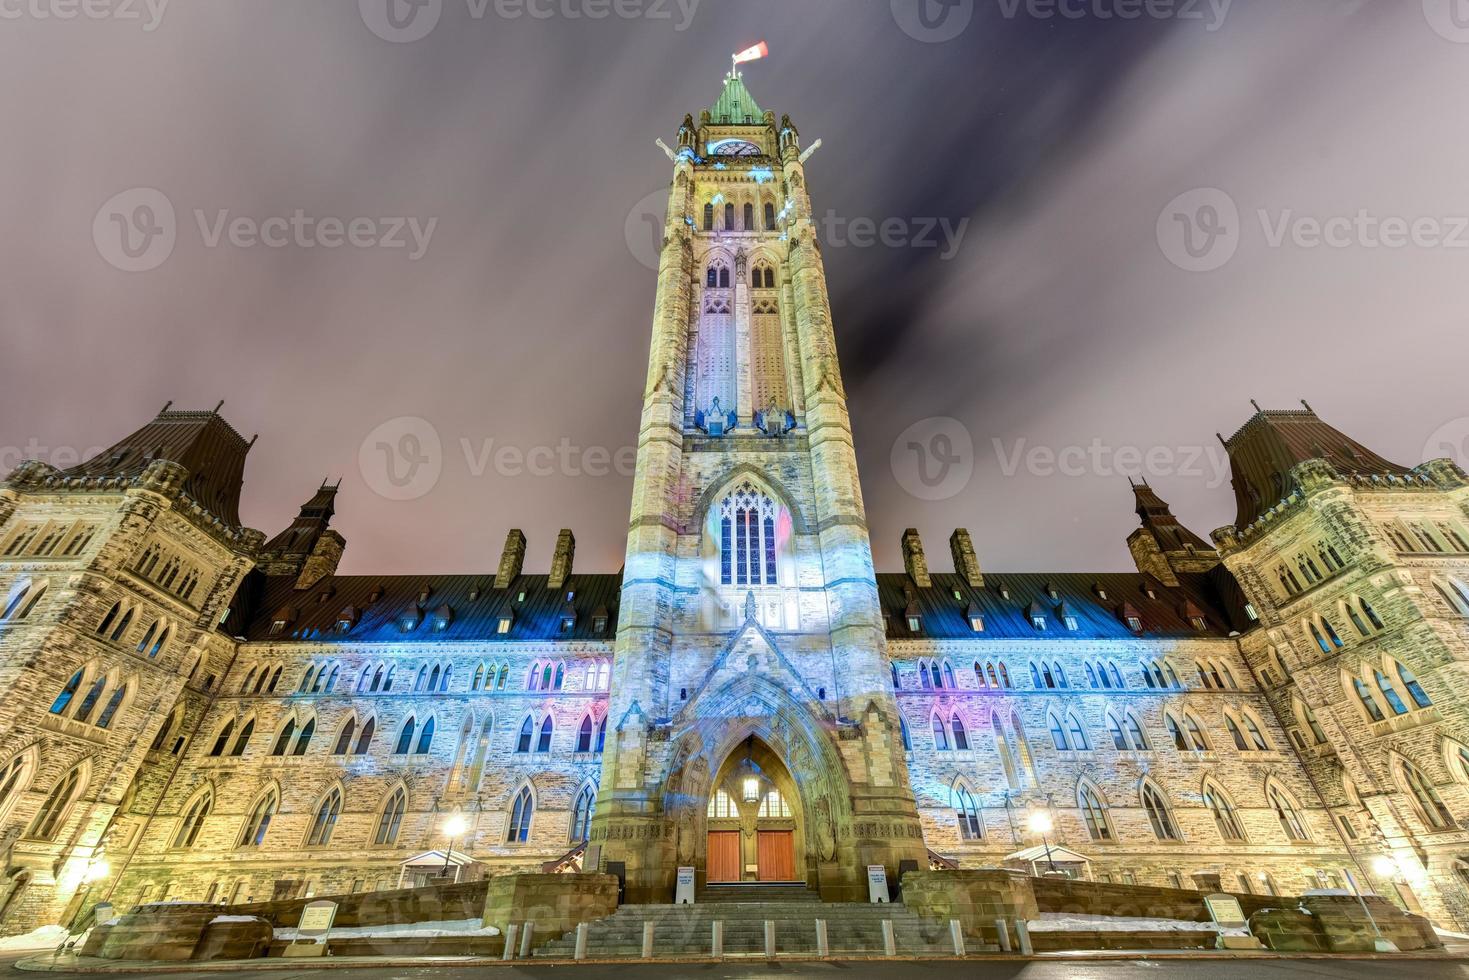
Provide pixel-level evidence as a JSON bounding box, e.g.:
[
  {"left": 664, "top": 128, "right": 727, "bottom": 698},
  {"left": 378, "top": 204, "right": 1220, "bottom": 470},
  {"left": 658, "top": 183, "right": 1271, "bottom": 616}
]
[{"left": 705, "top": 736, "right": 802, "bottom": 883}]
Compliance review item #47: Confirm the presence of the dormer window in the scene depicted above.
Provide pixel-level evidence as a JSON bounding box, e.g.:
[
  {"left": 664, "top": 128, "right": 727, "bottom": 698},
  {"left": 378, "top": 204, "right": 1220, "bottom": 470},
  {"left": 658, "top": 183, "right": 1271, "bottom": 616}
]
[
  {"left": 906, "top": 616, "right": 922, "bottom": 633},
  {"left": 469, "top": 587, "right": 481, "bottom": 602},
  {"left": 966, "top": 603, "right": 984, "bottom": 633},
  {"left": 1190, "top": 616, "right": 1208, "bottom": 632},
  {"left": 1127, "top": 616, "right": 1143, "bottom": 631},
  {"left": 999, "top": 586, "right": 1011, "bottom": 600},
  {"left": 516, "top": 591, "right": 527, "bottom": 603},
  {"left": 431, "top": 604, "right": 454, "bottom": 632},
  {"left": 953, "top": 590, "right": 963, "bottom": 601},
  {"left": 400, "top": 606, "right": 423, "bottom": 632},
  {"left": 565, "top": 589, "right": 576, "bottom": 602},
  {"left": 560, "top": 603, "right": 577, "bottom": 634},
  {"left": 269, "top": 620, "right": 286, "bottom": 636},
  {"left": 335, "top": 606, "right": 359, "bottom": 634},
  {"left": 591, "top": 606, "right": 610, "bottom": 633},
  {"left": 418, "top": 587, "right": 432, "bottom": 603},
  {"left": 1245, "top": 603, "right": 1259, "bottom": 622},
  {"left": 1094, "top": 585, "right": 1108, "bottom": 600},
  {"left": 497, "top": 611, "right": 514, "bottom": 635},
  {"left": 1031, "top": 615, "right": 1047, "bottom": 631},
  {"left": 1065, "top": 616, "right": 1079, "bottom": 631}
]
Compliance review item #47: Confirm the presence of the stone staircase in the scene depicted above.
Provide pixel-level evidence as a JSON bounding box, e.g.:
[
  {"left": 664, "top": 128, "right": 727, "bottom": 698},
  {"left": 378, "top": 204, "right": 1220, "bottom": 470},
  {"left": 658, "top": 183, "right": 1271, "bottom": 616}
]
[{"left": 533, "top": 897, "right": 962, "bottom": 959}]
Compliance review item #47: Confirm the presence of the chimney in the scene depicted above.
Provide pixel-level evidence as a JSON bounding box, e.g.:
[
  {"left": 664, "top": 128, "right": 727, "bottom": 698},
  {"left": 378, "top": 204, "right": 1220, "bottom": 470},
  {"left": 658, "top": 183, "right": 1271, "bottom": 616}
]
[
  {"left": 549, "top": 529, "right": 576, "bottom": 590},
  {"left": 950, "top": 529, "right": 983, "bottom": 588},
  {"left": 901, "top": 529, "right": 931, "bottom": 589},
  {"left": 496, "top": 529, "right": 527, "bottom": 589},
  {"left": 295, "top": 531, "right": 345, "bottom": 591}
]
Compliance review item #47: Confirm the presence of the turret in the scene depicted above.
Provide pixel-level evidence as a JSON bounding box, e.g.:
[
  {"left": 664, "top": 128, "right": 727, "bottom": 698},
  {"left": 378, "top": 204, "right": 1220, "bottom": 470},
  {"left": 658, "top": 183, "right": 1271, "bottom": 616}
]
[{"left": 1125, "top": 480, "right": 1219, "bottom": 585}]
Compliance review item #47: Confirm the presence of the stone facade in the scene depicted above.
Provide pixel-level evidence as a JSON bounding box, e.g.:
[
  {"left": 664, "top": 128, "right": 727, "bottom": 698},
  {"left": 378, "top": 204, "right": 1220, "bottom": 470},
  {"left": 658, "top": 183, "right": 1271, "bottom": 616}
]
[{"left": 0, "top": 71, "right": 1468, "bottom": 937}]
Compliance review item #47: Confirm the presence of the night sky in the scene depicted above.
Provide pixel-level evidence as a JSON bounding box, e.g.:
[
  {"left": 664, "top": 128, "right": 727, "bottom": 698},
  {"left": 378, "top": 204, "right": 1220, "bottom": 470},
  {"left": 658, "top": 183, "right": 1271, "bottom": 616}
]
[{"left": 3, "top": 0, "right": 1468, "bottom": 576}]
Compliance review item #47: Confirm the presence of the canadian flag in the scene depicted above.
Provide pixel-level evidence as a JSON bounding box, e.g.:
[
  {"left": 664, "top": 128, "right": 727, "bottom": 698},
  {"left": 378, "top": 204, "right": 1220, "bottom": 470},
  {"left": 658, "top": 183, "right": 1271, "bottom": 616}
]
[{"left": 732, "top": 41, "right": 769, "bottom": 65}]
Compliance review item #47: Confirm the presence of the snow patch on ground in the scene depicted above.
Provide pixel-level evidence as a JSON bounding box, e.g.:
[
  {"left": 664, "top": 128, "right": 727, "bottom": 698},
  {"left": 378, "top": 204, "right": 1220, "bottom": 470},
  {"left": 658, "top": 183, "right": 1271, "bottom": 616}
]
[
  {"left": 273, "top": 918, "right": 501, "bottom": 943},
  {"left": 210, "top": 915, "right": 266, "bottom": 924},
  {"left": 1029, "top": 913, "right": 1250, "bottom": 937},
  {"left": 0, "top": 925, "right": 70, "bottom": 951}
]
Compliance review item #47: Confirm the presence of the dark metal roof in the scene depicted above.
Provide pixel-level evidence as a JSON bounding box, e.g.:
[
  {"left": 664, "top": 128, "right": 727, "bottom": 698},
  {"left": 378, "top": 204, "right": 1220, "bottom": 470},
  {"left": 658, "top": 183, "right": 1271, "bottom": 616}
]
[
  {"left": 1224, "top": 404, "right": 1410, "bottom": 528},
  {"left": 260, "top": 482, "right": 339, "bottom": 558},
  {"left": 1131, "top": 481, "right": 1213, "bottom": 554},
  {"left": 878, "top": 571, "right": 1248, "bottom": 641},
  {"left": 62, "top": 405, "right": 252, "bottom": 528},
  {"left": 233, "top": 573, "right": 621, "bottom": 644}
]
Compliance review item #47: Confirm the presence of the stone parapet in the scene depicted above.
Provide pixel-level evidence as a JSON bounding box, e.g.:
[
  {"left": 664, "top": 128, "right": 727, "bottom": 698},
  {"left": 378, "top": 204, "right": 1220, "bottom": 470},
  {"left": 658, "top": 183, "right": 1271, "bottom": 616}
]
[{"left": 481, "top": 872, "right": 619, "bottom": 950}]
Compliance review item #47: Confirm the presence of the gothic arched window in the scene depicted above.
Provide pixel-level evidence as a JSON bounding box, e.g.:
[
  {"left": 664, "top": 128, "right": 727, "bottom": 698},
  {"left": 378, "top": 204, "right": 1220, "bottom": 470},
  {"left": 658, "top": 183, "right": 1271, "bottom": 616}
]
[
  {"left": 306, "top": 789, "right": 342, "bottom": 847},
  {"left": 508, "top": 786, "right": 534, "bottom": 843},
  {"left": 743, "top": 203, "right": 754, "bottom": 231},
  {"left": 30, "top": 765, "right": 84, "bottom": 841},
  {"left": 173, "top": 792, "right": 212, "bottom": 849},
  {"left": 375, "top": 788, "right": 406, "bottom": 845},
  {"left": 704, "top": 203, "right": 714, "bottom": 232},
  {"left": 720, "top": 483, "right": 780, "bottom": 587},
  {"left": 764, "top": 202, "right": 776, "bottom": 231},
  {"left": 1079, "top": 784, "right": 1111, "bottom": 841},
  {"left": 570, "top": 785, "right": 595, "bottom": 842},
  {"left": 1141, "top": 782, "right": 1180, "bottom": 841},
  {"left": 955, "top": 785, "right": 982, "bottom": 840},
  {"left": 724, "top": 203, "right": 735, "bottom": 231}
]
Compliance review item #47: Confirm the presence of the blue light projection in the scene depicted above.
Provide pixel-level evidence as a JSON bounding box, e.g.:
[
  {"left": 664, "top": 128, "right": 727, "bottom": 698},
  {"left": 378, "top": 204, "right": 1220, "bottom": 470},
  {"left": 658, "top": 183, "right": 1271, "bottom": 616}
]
[{"left": 749, "top": 167, "right": 774, "bottom": 185}]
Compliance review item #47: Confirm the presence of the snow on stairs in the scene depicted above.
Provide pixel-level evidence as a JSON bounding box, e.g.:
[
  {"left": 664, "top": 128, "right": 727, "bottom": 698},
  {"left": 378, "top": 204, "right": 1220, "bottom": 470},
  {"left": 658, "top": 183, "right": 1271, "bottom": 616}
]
[{"left": 533, "top": 900, "right": 958, "bottom": 959}]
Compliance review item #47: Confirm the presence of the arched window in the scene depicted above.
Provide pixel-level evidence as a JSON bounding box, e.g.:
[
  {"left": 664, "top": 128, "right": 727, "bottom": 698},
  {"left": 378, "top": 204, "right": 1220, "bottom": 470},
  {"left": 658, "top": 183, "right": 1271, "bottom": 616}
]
[
  {"left": 96, "top": 681, "right": 129, "bottom": 729},
  {"left": 415, "top": 716, "right": 436, "bottom": 755},
  {"left": 570, "top": 785, "right": 595, "bottom": 843},
  {"left": 355, "top": 717, "right": 376, "bottom": 755},
  {"left": 1048, "top": 713, "right": 1068, "bottom": 751},
  {"left": 1394, "top": 660, "right": 1432, "bottom": 709},
  {"left": 1125, "top": 714, "right": 1148, "bottom": 750},
  {"left": 395, "top": 717, "right": 417, "bottom": 755},
  {"left": 1434, "top": 579, "right": 1469, "bottom": 616},
  {"left": 1374, "top": 669, "right": 1409, "bottom": 716},
  {"left": 1141, "top": 782, "right": 1180, "bottom": 841},
  {"left": 993, "top": 712, "right": 1018, "bottom": 788},
  {"left": 536, "top": 716, "right": 553, "bottom": 753},
  {"left": 1066, "top": 714, "right": 1089, "bottom": 751},
  {"left": 516, "top": 716, "right": 534, "bottom": 754},
  {"left": 238, "top": 791, "right": 276, "bottom": 848},
  {"left": 764, "top": 202, "right": 776, "bottom": 231},
  {"left": 932, "top": 715, "right": 950, "bottom": 751},
  {"left": 950, "top": 714, "right": 969, "bottom": 751},
  {"left": 1078, "top": 784, "right": 1111, "bottom": 841},
  {"left": 720, "top": 483, "right": 781, "bottom": 586},
  {"left": 375, "top": 788, "right": 407, "bottom": 845},
  {"left": 1351, "top": 675, "right": 1386, "bottom": 722},
  {"left": 1165, "top": 714, "right": 1188, "bottom": 751},
  {"left": 576, "top": 715, "right": 595, "bottom": 753},
  {"left": 899, "top": 715, "right": 912, "bottom": 752},
  {"left": 1400, "top": 760, "right": 1454, "bottom": 830},
  {"left": 724, "top": 202, "right": 735, "bottom": 231},
  {"left": 49, "top": 669, "right": 85, "bottom": 716},
  {"left": 1268, "top": 784, "right": 1309, "bottom": 841},
  {"left": 230, "top": 719, "right": 254, "bottom": 757},
  {"left": 955, "top": 785, "right": 982, "bottom": 840},
  {"left": 29, "top": 764, "right": 84, "bottom": 841},
  {"left": 1225, "top": 716, "right": 1249, "bottom": 751},
  {"left": 743, "top": 202, "right": 754, "bottom": 231},
  {"left": 306, "top": 789, "right": 342, "bottom": 847},
  {"left": 1203, "top": 782, "right": 1245, "bottom": 841},
  {"left": 333, "top": 718, "right": 357, "bottom": 756},
  {"left": 292, "top": 717, "right": 315, "bottom": 755},
  {"left": 704, "top": 203, "right": 714, "bottom": 232},
  {"left": 173, "top": 792, "right": 211, "bottom": 849},
  {"left": 1107, "top": 714, "right": 1128, "bottom": 750},
  {"left": 507, "top": 786, "right": 534, "bottom": 843}
]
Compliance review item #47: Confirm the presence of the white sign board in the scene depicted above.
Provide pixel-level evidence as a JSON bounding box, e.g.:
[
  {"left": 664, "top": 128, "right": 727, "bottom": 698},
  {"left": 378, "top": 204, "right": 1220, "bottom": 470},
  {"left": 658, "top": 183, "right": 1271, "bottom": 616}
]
[
  {"left": 675, "top": 867, "right": 696, "bottom": 905},
  {"left": 298, "top": 900, "right": 338, "bottom": 936},
  {"left": 867, "top": 865, "right": 889, "bottom": 904},
  {"left": 1204, "top": 893, "right": 1247, "bottom": 928}
]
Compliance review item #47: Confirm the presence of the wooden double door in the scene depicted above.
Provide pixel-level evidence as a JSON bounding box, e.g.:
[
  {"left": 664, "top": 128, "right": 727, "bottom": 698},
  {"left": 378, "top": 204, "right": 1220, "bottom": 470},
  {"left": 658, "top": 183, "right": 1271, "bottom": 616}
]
[{"left": 706, "top": 830, "right": 796, "bottom": 883}]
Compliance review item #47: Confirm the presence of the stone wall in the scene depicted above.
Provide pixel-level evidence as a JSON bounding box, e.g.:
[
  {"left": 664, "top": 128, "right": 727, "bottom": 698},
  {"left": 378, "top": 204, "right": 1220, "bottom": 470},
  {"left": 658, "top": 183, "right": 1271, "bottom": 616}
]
[{"left": 481, "top": 872, "right": 618, "bottom": 949}]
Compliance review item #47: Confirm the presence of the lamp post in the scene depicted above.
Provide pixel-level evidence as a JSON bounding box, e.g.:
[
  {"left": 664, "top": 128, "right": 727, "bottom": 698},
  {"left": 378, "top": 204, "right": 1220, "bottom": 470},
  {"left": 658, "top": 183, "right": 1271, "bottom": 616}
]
[
  {"left": 442, "top": 814, "right": 469, "bottom": 880},
  {"left": 1342, "top": 856, "right": 1399, "bottom": 953},
  {"left": 1027, "top": 812, "right": 1057, "bottom": 875},
  {"left": 67, "top": 859, "right": 111, "bottom": 929}
]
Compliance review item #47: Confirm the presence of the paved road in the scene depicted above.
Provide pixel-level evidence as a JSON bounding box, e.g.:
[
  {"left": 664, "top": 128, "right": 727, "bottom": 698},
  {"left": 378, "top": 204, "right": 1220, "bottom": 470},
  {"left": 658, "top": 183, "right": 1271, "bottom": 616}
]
[{"left": 5, "top": 954, "right": 1469, "bottom": 979}]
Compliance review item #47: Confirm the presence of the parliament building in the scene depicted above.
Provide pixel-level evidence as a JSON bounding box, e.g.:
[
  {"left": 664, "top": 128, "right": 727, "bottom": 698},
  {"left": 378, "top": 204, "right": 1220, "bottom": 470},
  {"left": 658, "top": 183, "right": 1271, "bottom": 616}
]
[{"left": 2, "top": 70, "right": 1469, "bottom": 936}]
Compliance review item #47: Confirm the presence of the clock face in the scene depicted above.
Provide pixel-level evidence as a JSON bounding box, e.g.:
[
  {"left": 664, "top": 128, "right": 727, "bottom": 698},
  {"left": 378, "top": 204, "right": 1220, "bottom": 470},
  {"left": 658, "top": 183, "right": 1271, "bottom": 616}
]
[{"left": 709, "top": 139, "right": 763, "bottom": 157}]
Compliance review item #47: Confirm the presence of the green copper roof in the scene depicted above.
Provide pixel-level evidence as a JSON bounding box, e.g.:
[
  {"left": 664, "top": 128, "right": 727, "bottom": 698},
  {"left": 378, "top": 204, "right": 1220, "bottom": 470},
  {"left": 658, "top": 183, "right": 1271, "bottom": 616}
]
[{"left": 709, "top": 72, "right": 764, "bottom": 124}]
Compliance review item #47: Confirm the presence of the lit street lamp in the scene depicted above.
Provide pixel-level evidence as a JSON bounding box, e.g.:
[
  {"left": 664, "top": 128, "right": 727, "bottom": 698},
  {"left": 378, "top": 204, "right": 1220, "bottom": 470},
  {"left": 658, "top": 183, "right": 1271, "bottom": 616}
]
[
  {"left": 1028, "top": 811, "right": 1057, "bottom": 875},
  {"left": 442, "top": 814, "right": 469, "bottom": 878}
]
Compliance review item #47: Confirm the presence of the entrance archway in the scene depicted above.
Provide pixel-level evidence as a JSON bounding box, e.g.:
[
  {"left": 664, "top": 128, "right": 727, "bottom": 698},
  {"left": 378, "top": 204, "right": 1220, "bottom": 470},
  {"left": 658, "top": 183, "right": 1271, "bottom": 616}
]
[{"left": 705, "top": 736, "right": 803, "bottom": 884}]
